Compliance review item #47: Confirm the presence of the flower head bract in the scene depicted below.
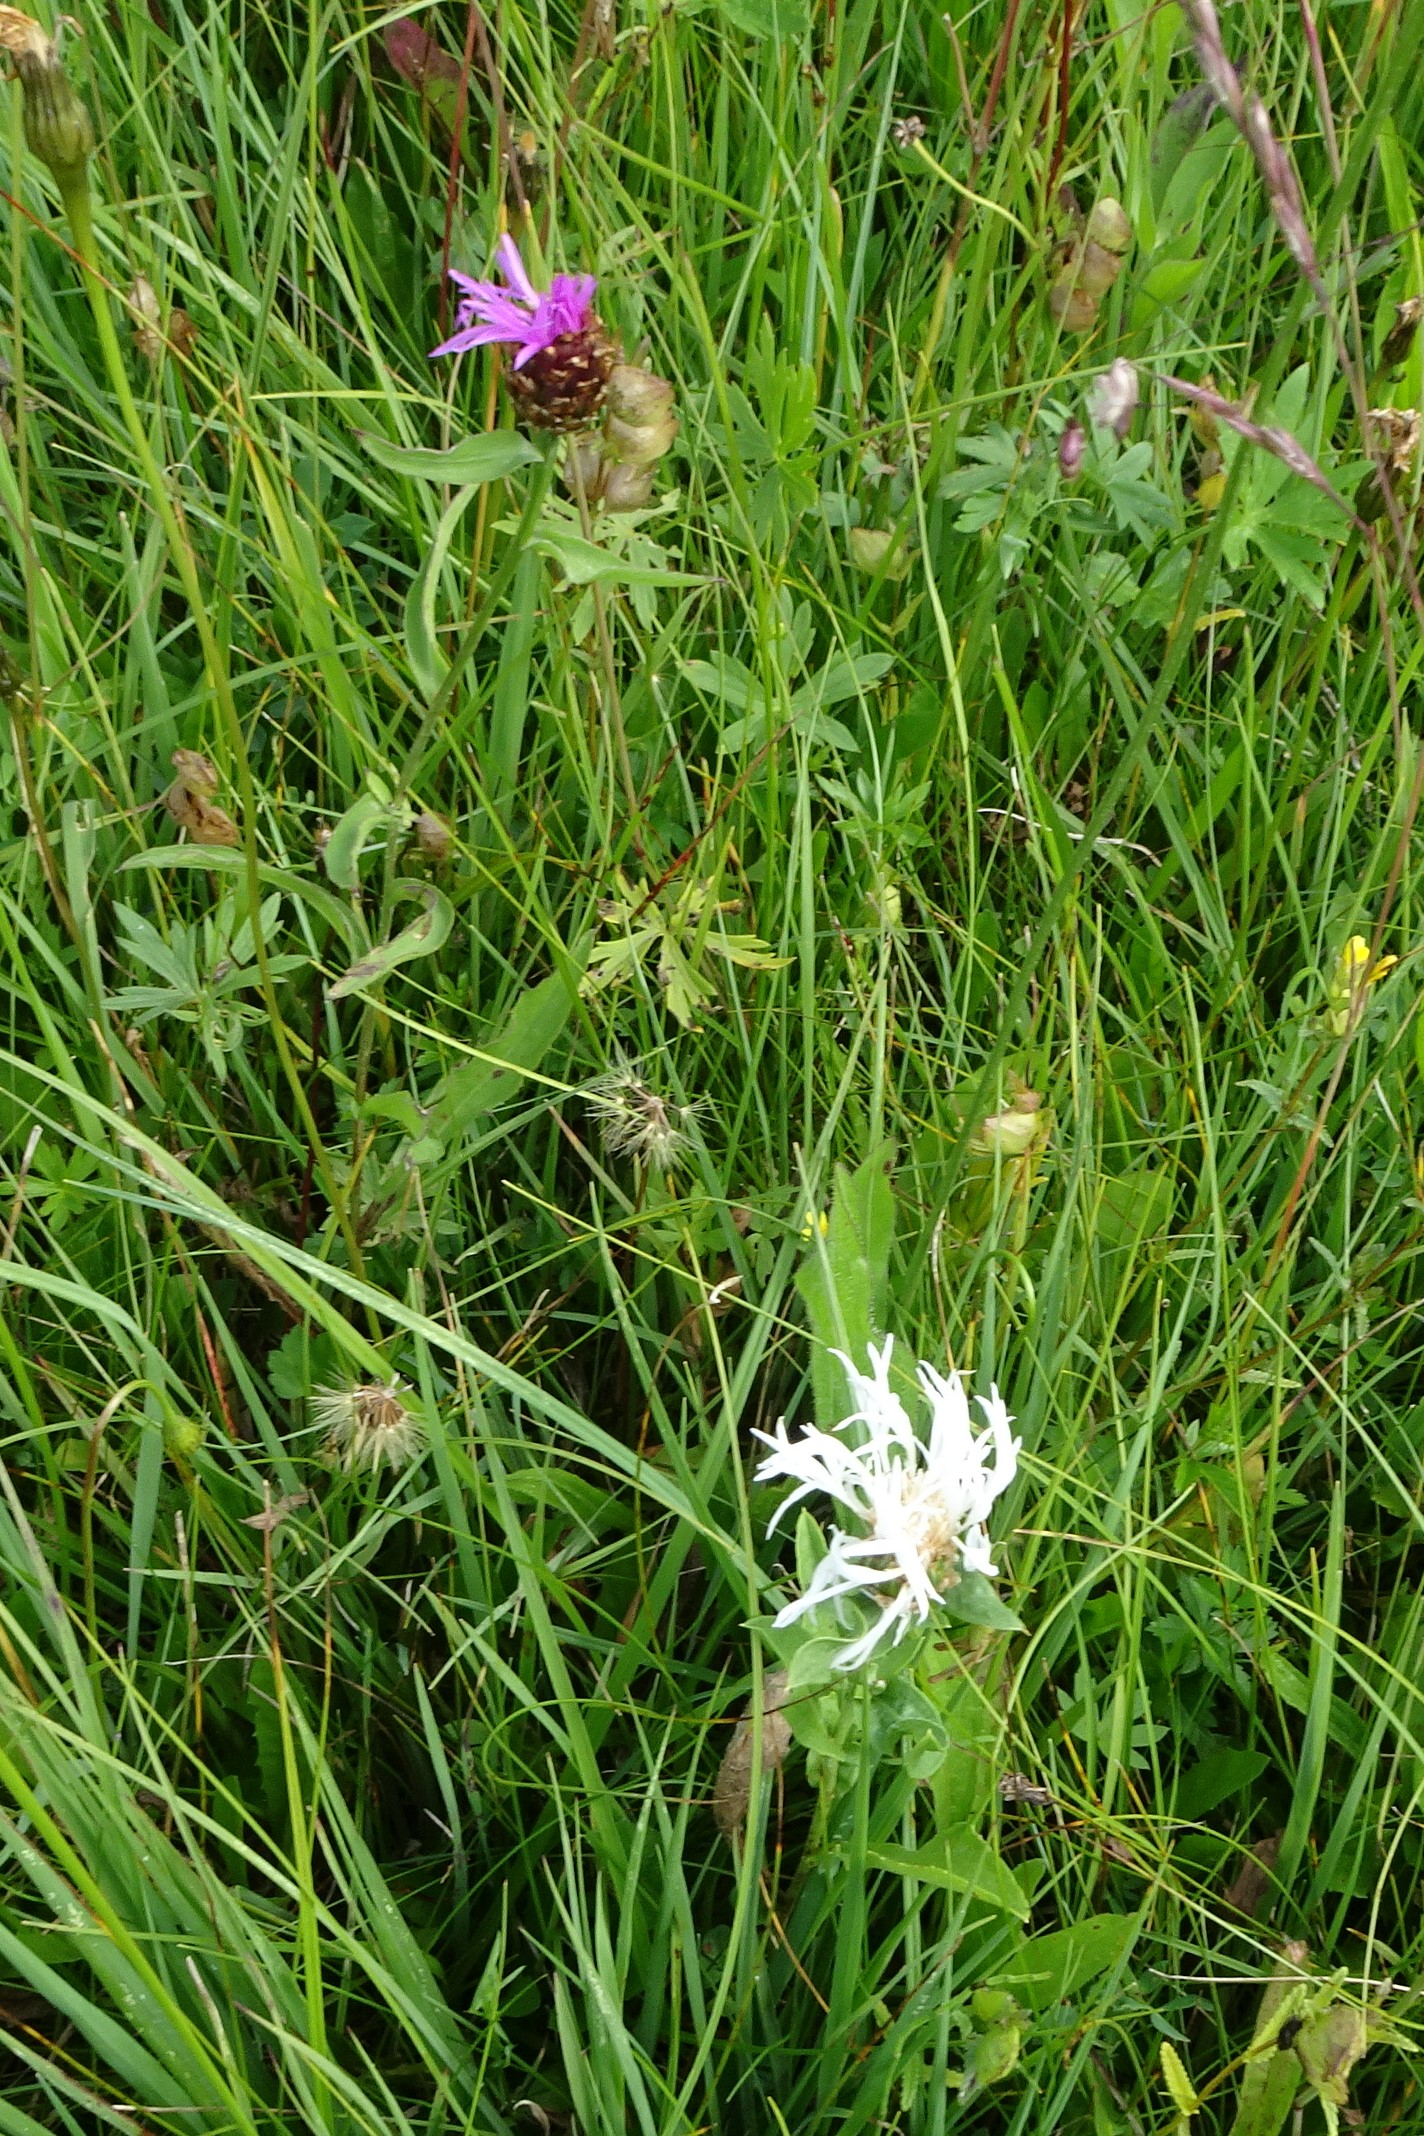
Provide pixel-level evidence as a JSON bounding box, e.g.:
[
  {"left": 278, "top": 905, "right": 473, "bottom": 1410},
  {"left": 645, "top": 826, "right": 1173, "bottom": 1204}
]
[
  {"left": 431, "top": 234, "right": 597, "bottom": 366},
  {"left": 754, "top": 1339, "right": 1019, "bottom": 1672}
]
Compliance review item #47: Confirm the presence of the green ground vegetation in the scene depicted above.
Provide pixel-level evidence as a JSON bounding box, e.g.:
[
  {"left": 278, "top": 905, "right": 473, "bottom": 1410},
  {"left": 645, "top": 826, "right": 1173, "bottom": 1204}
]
[{"left": 1, "top": 0, "right": 1424, "bottom": 2127}]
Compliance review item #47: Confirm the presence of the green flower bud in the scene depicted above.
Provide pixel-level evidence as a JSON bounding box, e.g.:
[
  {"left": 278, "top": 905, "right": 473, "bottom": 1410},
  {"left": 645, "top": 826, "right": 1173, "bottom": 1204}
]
[
  {"left": 5, "top": 24, "right": 93, "bottom": 193},
  {"left": 164, "top": 1415, "right": 205, "bottom": 1463}
]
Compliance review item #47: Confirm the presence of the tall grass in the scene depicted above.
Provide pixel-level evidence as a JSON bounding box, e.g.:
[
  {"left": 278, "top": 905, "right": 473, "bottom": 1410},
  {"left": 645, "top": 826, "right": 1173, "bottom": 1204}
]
[{"left": 0, "top": 0, "right": 1423, "bottom": 2126}]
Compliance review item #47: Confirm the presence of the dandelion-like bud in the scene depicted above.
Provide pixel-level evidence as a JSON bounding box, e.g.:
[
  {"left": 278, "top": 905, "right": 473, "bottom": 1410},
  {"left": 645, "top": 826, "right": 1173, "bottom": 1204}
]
[
  {"left": 313, "top": 1378, "right": 424, "bottom": 1472},
  {"left": 0, "top": 9, "right": 93, "bottom": 193},
  {"left": 754, "top": 1339, "right": 1020, "bottom": 1673}
]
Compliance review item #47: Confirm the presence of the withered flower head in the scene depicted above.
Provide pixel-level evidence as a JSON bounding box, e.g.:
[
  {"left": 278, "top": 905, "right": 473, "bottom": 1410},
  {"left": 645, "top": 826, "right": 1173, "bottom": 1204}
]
[
  {"left": 163, "top": 749, "right": 239, "bottom": 847},
  {"left": 1380, "top": 296, "right": 1423, "bottom": 374}
]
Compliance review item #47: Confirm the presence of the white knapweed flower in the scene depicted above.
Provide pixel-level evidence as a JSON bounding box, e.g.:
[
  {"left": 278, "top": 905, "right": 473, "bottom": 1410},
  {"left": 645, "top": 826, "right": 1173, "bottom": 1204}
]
[
  {"left": 312, "top": 1379, "right": 424, "bottom": 1473},
  {"left": 754, "top": 1339, "right": 1019, "bottom": 1672}
]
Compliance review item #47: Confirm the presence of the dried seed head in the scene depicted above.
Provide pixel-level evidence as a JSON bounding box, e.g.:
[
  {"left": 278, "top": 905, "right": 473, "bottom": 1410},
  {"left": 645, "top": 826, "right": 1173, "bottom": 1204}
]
[
  {"left": 171, "top": 748, "right": 221, "bottom": 796},
  {"left": 1084, "top": 197, "right": 1132, "bottom": 256},
  {"left": 412, "top": 810, "right": 453, "bottom": 861},
  {"left": 1365, "top": 405, "right": 1420, "bottom": 475},
  {"left": 1074, "top": 239, "right": 1125, "bottom": 299},
  {"left": 562, "top": 433, "right": 607, "bottom": 501},
  {"left": 312, "top": 1378, "right": 424, "bottom": 1472},
  {"left": 891, "top": 113, "right": 925, "bottom": 148},
  {"left": 129, "top": 276, "right": 162, "bottom": 362},
  {"left": 1047, "top": 270, "right": 1100, "bottom": 333},
  {"left": 601, "top": 460, "right": 656, "bottom": 512},
  {"left": 603, "top": 363, "right": 678, "bottom": 469},
  {"left": 168, "top": 308, "right": 199, "bottom": 359},
  {"left": 1089, "top": 358, "right": 1139, "bottom": 439},
  {"left": 1358, "top": 406, "right": 1420, "bottom": 523}
]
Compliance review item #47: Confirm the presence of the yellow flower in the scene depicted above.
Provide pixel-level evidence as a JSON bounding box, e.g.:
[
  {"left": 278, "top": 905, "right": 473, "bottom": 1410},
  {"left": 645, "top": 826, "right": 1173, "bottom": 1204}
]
[
  {"left": 800, "top": 1209, "right": 829, "bottom": 1241},
  {"left": 1325, "top": 935, "right": 1397, "bottom": 1037}
]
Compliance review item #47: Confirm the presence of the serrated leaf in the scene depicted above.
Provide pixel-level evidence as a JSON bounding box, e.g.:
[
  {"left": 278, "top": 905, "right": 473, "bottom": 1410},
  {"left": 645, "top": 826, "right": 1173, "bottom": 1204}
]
[
  {"left": 1162, "top": 2042, "right": 1202, "bottom": 2118},
  {"left": 327, "top": 882, "right": 453, "bottom": 1000},
  {"left": 358, "top": 431, "right": 542, "bottom": 484}
]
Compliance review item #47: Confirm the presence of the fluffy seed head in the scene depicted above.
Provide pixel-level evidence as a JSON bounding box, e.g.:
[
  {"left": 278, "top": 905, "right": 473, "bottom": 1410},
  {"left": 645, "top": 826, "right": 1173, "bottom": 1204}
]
[
  {"left": 586, "top": 1066, "right": 695, "bottom": 1169},
  {"left": 313, "top": 1379, "right": 424, "bottom": 1473}
]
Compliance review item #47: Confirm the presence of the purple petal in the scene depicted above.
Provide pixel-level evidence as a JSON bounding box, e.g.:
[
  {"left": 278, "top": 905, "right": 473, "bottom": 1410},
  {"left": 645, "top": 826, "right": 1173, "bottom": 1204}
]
[
  {"left": 430, "top": 318, "right": 526, "bottom": 358},
  {"left": 495, "top": 233, "right": 539, "bottom": 305}
]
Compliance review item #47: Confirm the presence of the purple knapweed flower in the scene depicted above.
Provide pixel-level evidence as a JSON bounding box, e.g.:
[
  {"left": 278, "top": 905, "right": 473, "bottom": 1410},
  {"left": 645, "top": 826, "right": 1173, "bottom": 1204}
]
[{"left": 431, "top": 234, "right": 597, "bottom": 367}]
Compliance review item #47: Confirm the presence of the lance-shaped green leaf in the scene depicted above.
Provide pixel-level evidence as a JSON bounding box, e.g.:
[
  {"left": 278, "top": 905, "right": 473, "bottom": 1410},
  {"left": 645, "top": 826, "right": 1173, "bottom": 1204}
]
[
  {"left": 327, "top": 882, "right": 453, "bottom": 1000},
  {"left": 358, "top": 431, "right": 542, "bottom": 484}
]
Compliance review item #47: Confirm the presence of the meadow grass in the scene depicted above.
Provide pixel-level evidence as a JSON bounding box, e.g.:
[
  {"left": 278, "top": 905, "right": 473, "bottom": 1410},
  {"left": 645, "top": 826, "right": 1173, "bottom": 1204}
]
[{"left": 0, "top": 0, "right": 1423, "bottom": 2127}]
